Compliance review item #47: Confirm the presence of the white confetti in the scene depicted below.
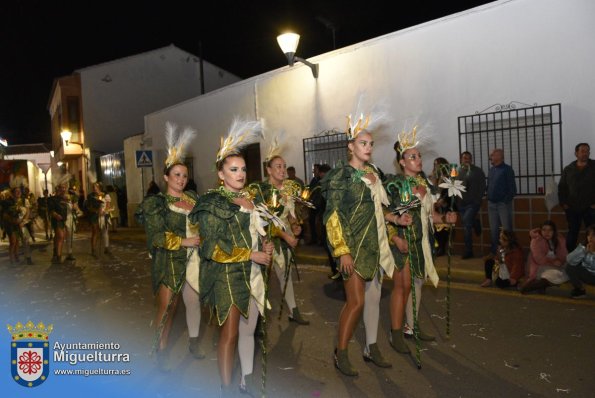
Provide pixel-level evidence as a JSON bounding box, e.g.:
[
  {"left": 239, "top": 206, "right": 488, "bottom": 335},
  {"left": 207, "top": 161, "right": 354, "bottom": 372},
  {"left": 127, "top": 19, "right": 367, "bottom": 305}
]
[
  {"left": 462, "top": 323, "right": 480, "bottom": 327},
  {"left": 556, "top": 388, "right": 570, "bottom": 393},
  {"left": 570, "top": 334, "right": 581, "bottom": 338},
  {"left": 540, "top": 373, "right": 552, "bottom": 383},
  {"left": 504, "top": 360, "right": 518, "bottom": 369},
  {"left": 279, "top": 367, "right": 294, "bottom": 370},
  {"left": 525, "top": 334, "right": 543, "bottom": 338},
  {"left": 431, "top": 314, "right": 446, "bottom": 320},
  {"left": 470, "top": 333, "right": 488, "bottom": 341}
]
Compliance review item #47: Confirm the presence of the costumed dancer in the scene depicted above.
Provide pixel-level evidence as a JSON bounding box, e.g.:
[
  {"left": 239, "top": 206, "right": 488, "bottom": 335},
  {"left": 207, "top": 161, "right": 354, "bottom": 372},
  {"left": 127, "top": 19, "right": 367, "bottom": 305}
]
[
  {"left": 64, "top": 185, "right": 81, "bottom": 262},
  {"left": 385, "top": 128, "right": 457, "bottom": 355},
  {"left": 48, "top": 183, "right": 69, "bottom": 264},
  {"left": 86, "top": 182, "right": 111, "bottom": 257},
  {"left": 254, "top": 133, "right": 309, "bottom": 325},
  {"left": 190, "top": 117, "right": 273, "bottom": 395},
  {"left": 322, "top": 100, "right": 409, "bottom": 376},
  {"left": 2, "top": 187, "right": 32, "bottom": 265},
  {"left": 135, "top": 123, "right": 203, "bottom": 371}
]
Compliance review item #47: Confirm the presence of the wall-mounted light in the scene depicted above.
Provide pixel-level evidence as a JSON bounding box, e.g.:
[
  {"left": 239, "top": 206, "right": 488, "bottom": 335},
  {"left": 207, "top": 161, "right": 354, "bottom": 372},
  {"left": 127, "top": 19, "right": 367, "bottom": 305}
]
[{"left": 277, "top": 32, "right": 319, "bottom": 79}]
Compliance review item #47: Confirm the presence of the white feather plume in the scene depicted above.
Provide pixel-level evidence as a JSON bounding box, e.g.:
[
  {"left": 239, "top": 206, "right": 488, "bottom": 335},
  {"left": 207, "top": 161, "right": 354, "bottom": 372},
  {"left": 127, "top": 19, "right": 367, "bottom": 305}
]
[
  {"left": 346, "top": 91, "right": 392, "bottom": 139},
  {"left": 164, "top": 121, "right": 197, "bottom": 167},
  {"left": 264, "top": 130, "right": 285, "bottom": 161},
  {"left": 216, "top": 116, "right": 263, "bottom": 163}
]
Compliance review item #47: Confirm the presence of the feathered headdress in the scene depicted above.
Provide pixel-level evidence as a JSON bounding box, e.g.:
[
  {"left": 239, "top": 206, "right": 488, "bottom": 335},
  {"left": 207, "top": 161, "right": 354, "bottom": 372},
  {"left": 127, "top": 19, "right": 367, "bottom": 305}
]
[
  {"left": 164, "top": 122, "right": 197, "bottom": 169},
  {"left": 345, "top": 93, "right": 391, "bottom": 140},
  {"left": 264, "top": 129, "right": 285, "bottom": 162},
  {"left": 395, "top": 125, "right": 420, "bottom": 154},
  {"left": 216, "top": 116, "right": 263, "bottom": 164}
]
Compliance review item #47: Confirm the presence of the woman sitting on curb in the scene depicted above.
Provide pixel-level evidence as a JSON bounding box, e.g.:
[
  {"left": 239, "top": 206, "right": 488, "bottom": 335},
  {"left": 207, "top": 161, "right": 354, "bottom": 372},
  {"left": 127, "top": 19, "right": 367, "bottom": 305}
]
[
  {"left": 566, "top": 224, "right": 595, "bottom": 299},
  {"left": 481, "top": 230, "right": 524, "bottom": 288},
  {"left": 520, "top": 220, "right": 568, "bottom": 294}
]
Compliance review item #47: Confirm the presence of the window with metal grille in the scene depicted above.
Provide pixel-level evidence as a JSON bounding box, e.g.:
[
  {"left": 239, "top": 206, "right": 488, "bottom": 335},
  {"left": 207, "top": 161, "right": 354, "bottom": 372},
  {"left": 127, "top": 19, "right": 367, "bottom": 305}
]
[
  {"left": 302, "top": 130, "right": 347, "bottom": 184},
  {"left": 458, "top": 103, "right": 563, "bottom": 195}
]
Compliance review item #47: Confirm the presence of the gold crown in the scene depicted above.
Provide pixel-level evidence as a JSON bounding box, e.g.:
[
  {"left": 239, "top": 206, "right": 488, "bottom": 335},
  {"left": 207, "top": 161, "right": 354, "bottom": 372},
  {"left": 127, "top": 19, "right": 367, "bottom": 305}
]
[
  {"left": 7, "top": 321, "right": 53, "bottom": 341},
  {"left": 346, "top": 113, "right": 370, "bottom": 140},
  {"left": 396, "top": 126, "right": 419, "bottom": 153}
]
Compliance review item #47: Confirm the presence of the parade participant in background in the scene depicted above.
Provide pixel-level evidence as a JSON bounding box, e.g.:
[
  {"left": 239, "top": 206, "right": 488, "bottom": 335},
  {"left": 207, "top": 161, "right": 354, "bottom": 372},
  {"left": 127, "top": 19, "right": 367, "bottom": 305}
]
[
  {"left": 106, "top": 185, "right": 120, "bottom": 232},
  {"left": 386, "top": 128, "right": 457, "bottom": 353},
  {"left": 253, "top": 135, "right": 309, "bottom": 325},
  {"left": 135, "top": 123, "right": 203, "bottom": 371},
  {"left": 2, "top": 187, "right": 32, "bottom": 265},
  {"left": 86, "top": 182, "right": 111, "bottom": 257},
  {"left": 64, "top": 186, "right": 81, "bottom": 262},
  {"left": 191, "top": 117, "right": 273, "bottom": 395},
  {"left": 23, "top": 187, "right": 36, "bottom": 242},
  {"left": 322, "top": 102, "right": 404, "bottom": 376},
  {"left": 48, "top": 183, "right": 69, "bottom": 264},
  {"left": 37, "top": 189, "right": 52, "bottom": 240}
]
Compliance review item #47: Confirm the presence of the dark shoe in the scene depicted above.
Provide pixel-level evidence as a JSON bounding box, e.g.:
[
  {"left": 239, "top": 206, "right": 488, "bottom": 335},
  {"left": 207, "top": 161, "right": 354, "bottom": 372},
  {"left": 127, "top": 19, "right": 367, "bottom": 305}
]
[
  {"left": 334, "top": 348, "right": 358, "bottom": 376},
  {"left": 104, "top": 248, "right": 112, "bottom": 255},
  {"left": 220, "top": 383, "right": 235, "bottom": 397},
  {"left": 571, "top": 288, "right": 587, "bottom": 299},
  {"left": 51, "top": 256, "right": 61, "bottom": 264},
  {"left": 363, "top": 343, "right": 392, "bottom": 368},
  {"left": 156, "top": 349, "right": 172, "bottom": 372},
  {"left": 461, "top": 253, "right": 474, "bottom": 260},
  {"left": 66, "top": 254, "right": 76, "bottom": 261},
  {"left": 520, "top": 279, "right": 550, "bottom": 294},
  {"left": 288, "top": 307, "right": 310, "bottom": 325},
  {"left": 389, "top": 328, "right": 410, "bottom": 354},
  {"left": 239, "top": 373, "right": 257, "bottom": 396},
  {"left": 188, "top": 337, "right": 205, "bottom": 359},
  {"left": 26, "top": 257, "right": 34, "bottom": 265}
]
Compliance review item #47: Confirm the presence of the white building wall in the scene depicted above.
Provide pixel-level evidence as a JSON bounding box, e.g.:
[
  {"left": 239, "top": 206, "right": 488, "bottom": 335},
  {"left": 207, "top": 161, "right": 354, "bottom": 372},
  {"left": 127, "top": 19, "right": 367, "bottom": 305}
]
[
  {"left": 79, "top": 45, "right": 240, "bottom": 154},
  {"left": 144, "top": 0, "right": 595, "bottom": 190}
]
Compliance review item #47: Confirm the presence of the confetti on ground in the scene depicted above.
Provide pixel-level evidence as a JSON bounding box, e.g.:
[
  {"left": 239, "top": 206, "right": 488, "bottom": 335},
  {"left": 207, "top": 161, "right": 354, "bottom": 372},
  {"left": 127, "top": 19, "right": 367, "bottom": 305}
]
[
  {"left": 571, "top": 333, "right": 582, "bottom": 338},
  {"left": 431, "top": 314, "right": 446, "bottom": 319},
  {"left": 504, "top": 360, "right": 519, "bottom": 370},
  {"left": 525, "top": 334, "right": 543, "bottom": 338},
  {"left": 470, "top": 333, "right": 488, "bottom": 341},
  {"left": 279, "top": 367, "right": 294, "bottom": 370},
  {"left": 540, "top": 373, "right": 552, "bottom": 383},
  {"left": 556, "top": 388, "right": 570, "bottom": 393},
  {"left": 462, "top": 323, "right": 480, "bottom": 327}
]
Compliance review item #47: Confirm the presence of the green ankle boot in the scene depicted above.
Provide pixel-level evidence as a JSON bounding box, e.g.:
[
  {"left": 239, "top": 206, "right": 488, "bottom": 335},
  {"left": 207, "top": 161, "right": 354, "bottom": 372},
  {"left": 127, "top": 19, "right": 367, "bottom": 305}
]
[
  {"left": 334, "top": 348, "right": 359, "bottom": 376},
  {"left": 188, "top": 337, "right": 205, "bottom": 359},
  {"left": 390, "top": 328, "right": 411, "bottom": 354},
  {"left": 289, "top": 307, "right": 310, "bottom": 325},
  {"left": 363, "top": 343, "right": 392, "bottom": 368}
]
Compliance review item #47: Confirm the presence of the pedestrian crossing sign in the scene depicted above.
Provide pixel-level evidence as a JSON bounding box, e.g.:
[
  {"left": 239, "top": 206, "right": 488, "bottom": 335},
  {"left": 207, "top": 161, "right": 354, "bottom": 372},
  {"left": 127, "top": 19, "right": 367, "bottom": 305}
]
[{"left": 135, "top": 150, "right": 153, "bottom": 168}]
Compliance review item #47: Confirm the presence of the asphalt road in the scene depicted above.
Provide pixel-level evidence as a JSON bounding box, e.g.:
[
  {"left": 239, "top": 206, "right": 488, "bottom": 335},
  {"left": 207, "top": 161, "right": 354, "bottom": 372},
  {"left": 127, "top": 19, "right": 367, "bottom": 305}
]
[{"left": 1, "top": 229, "right": 594, "bottom": 397}]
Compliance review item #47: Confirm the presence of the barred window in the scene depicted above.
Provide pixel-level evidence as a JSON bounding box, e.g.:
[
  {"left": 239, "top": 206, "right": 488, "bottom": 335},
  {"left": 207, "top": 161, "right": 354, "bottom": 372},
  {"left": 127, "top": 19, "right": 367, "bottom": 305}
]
[
  {"left": 302, "top": 130, "right": 348, "bottom": 183},
  {"left": 458, "top": 103, "right": 563, "bottom": 195}
]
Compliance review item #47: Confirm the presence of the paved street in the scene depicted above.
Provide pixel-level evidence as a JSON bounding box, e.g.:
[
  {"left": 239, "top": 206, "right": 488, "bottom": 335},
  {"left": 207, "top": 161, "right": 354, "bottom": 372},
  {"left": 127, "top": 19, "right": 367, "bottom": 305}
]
[{"left": 1, "top": 228, "right": 594, "bottom": 397}]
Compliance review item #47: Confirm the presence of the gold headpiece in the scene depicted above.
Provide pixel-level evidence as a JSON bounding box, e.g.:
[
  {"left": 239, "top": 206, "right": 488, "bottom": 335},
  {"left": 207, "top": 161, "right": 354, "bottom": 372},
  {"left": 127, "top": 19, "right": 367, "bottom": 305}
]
[
  {"left": 344, "top": 92, "right": 390, "bottom": 141},
  {"left": 164, "top": 122, "right": 197, "bottom": 169},
  {"left": 396, "top": 126, "right": 419, "bottom": 154},
  {"left": 216, "top": 116, "right": 262, "bottom": 164},
  {"left": 264, "top": 130, "right": 284, "bottom": 162}
]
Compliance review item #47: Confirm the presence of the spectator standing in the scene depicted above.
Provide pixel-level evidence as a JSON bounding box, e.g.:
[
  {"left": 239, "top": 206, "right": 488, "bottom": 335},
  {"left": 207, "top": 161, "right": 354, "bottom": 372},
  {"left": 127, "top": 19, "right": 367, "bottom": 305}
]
[
  {"left": 487, "top": 148, "right": 517, "bottom": 255},
  {"left": 308, "top": 164, "right": 322, "bottom": 245},
  {"left": 106, "top": 185, "right": 120, "bottom": 232},
  {"left": 558, "top": 143, "right": 595, "bottom": 252},
  {"left": 456, "top": 152, "right": 486, "bottom": 259},
  {"left": 37, "top": 189, "right": 52, "bottom": 240},
  {"left": 286, "top": 166, "right": 304, "bottom": 188}
]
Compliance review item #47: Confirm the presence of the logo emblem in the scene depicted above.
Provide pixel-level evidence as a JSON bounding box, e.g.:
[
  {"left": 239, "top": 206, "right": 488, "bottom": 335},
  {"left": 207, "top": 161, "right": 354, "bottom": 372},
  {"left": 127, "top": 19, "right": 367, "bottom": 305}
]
[{"left": 7, "top": 321, "right": 53, "bottom": 387}]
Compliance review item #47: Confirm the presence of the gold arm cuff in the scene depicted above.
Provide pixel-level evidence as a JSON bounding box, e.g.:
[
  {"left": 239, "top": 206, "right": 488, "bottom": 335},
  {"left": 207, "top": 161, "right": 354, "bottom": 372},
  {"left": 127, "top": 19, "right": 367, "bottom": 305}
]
[
  {"left": 212, "top": 244, "right": 252, "bottom": 263},
  {"left": 387, "top": 224, "right": 398, "bottom": 245},
  {"left": 326, "top": 210, "right": 350, "bottom": 257},
  {"left": 271, "top": 225, "right": 282, "bottom": 238},
  {"left": 164, "top": 232, "right": 182, "bottom": 250}
]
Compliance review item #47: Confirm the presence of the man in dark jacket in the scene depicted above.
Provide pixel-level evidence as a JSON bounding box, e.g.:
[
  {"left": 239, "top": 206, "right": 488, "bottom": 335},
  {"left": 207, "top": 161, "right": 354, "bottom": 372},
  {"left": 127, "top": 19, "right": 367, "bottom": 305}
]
[
  {"left": 558, "top": 143, "right": 595, "bottom": 252},
  {"left": 456, "top": 152, "right": 486, "bottom": 259},
  {"left": 487, "top": 148, "right": 517, "bottom": 255}
]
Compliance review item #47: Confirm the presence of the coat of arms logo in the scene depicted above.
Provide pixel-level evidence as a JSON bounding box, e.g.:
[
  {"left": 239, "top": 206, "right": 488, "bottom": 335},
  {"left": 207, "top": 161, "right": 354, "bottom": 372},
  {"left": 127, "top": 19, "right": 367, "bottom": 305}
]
[{"left": 7, "top": 321, "right": 53, "bottom": 387}]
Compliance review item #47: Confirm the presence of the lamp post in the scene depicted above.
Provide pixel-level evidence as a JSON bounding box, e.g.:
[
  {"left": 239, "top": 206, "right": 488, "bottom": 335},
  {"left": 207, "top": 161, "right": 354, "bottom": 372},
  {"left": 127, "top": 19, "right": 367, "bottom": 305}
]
[
  {"left": 277, "top": 32, "right": 319, "bottom": 78},
  {"left": 61, "top": 130, "right": 88, "bottom": 194}
]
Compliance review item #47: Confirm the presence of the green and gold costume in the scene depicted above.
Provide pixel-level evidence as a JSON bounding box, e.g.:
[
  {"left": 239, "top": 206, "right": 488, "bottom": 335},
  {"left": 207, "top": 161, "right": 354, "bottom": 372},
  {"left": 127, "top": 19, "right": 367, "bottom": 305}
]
[
  {"left": 384, "top": 173, "right": 439, "bottom": 287},
  {"left": 190, "top": 188, "right": 266, "bottom": 326},
  {"left": 322, "top": 163, "right": 394, "bottom": 281},
  {"left": 85, "top": 192, "right": 106, "bottom": 225},
  {"left": 48, "top": 194, "right": 68, "bottom": 230},
  {"left": 136, "top": 191, "right": 200, "bottom": 295}
]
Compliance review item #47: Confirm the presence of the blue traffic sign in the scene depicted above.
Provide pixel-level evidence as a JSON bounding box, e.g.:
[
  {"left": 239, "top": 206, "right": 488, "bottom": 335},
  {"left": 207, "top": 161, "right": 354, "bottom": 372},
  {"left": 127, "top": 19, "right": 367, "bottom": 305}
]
[{"left": 135, "top": 150, "right": 153, "bottom": 167}]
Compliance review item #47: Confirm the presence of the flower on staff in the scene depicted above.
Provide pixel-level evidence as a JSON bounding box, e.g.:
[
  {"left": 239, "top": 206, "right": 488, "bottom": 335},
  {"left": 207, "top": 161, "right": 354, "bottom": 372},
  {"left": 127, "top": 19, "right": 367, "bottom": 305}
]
[
  {"left": 254, "top": 203, "right": 286, "bottom": 236},
  {"left": 439, "top": 177, "right": 466, "bottom": 199}
]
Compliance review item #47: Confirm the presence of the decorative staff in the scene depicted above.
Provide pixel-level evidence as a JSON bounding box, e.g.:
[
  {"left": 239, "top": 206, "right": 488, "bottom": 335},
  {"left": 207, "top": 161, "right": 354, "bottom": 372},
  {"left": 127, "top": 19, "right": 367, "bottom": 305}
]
[{"left": 438, "top": 164, "right": 466, "bottom": 337}]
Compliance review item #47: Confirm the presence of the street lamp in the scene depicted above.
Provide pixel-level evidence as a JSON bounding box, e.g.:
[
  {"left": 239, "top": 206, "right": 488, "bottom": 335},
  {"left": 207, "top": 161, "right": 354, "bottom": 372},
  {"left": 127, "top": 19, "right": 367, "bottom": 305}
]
[
  {"left": 60, "top": 129, "right": 88, "bottom": 194},
  {"left": 277, "top": 32, "right": 319, "bottom": 79}
]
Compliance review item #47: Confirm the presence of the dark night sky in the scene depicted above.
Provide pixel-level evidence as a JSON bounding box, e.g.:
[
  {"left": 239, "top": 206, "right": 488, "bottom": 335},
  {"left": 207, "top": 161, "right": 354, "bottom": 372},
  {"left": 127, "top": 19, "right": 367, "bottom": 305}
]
[{"left": 0, "top": 0, "right": 494, "bottom": 147}]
